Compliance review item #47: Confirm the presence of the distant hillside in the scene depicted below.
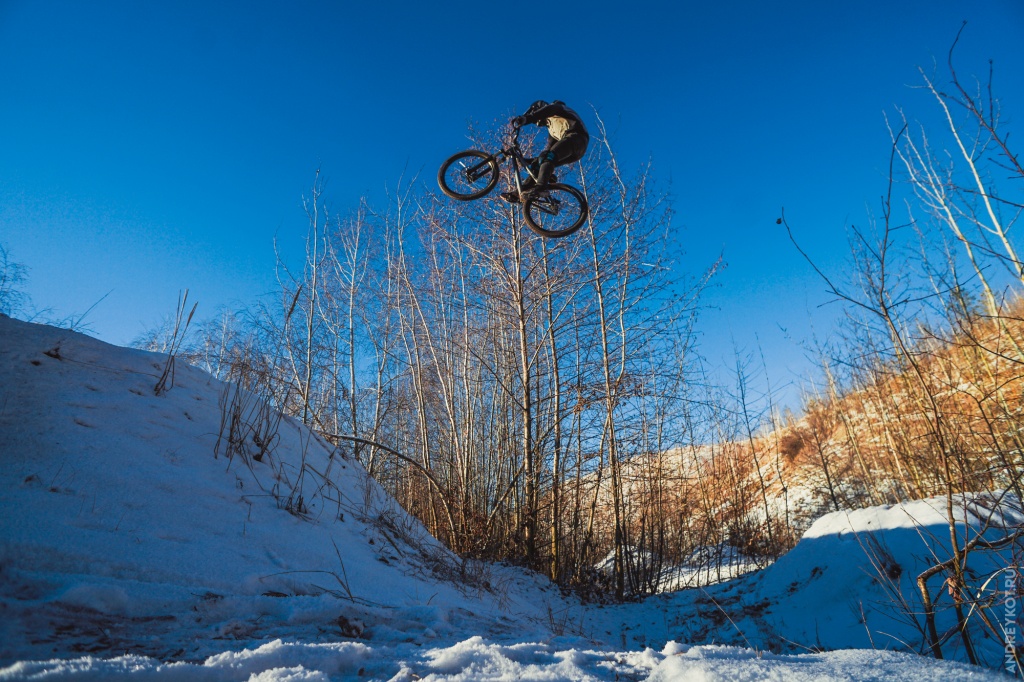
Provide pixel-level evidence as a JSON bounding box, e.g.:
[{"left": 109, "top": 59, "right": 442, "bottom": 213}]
[
  {"left": 575, "top": 298, "right": 1024, "bottom": 596},
  {"left": 775, "top": 297, "right": 1024, "bottom": 515}
]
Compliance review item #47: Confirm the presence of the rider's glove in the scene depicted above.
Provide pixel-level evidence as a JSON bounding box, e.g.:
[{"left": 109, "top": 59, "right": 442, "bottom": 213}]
[{"left": 511, "top": 116, "right": 527, "bottom": 127}]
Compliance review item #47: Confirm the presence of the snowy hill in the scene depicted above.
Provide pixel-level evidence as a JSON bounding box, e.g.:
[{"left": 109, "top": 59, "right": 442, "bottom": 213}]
[
  {"left": 0, "top": 315, "right": 1012, "bottom": 680},
  {"left": 0, "top": 316, "right": 560, "bottom": 658}
]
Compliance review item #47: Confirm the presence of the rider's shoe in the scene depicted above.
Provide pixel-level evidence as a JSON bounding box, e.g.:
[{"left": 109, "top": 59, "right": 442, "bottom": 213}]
[{"left": 499, "top": 191, "right": 521, "bottom": 204}]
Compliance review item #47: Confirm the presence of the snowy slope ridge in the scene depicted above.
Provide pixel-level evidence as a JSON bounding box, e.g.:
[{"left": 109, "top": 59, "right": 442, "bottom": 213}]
[
  {"left": 0, "top": 315, "right": 1010, "bottom": 680},
  {"left": 0, "top": 315, "right": 559, "bottom": 658}
]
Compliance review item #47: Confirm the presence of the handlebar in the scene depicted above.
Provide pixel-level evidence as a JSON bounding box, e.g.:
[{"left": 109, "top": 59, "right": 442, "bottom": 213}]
[{"left": 509, "top": 123, "right": 525, "bottom": 147}]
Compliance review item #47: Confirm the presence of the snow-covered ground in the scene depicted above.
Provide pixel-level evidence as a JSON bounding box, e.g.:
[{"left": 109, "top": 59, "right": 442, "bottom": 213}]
[{"left": 0, "top": 315, "right": 1016, "bottom": 680}]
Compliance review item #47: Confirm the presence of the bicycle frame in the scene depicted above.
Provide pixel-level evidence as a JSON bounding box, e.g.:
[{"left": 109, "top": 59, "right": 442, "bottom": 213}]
[
  {"left": 438, "top": 127, "right": 587, "bottom": 237},
  {"left": 494, "top": 127, "right": 543, "bottom": 196}
]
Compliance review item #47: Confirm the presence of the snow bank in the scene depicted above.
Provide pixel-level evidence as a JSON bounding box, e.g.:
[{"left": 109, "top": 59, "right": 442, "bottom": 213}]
[
  {"left": 588, "top": 489, "right": 1022, "bottom": 671},
  {"left": 0, "top": 316, "right": 561, "bottom": 665}
]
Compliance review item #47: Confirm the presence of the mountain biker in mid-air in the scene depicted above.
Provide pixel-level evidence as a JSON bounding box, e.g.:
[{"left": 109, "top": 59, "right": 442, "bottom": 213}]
[{"left": 500, "top": 100, "right": 589, "bottom": 204}]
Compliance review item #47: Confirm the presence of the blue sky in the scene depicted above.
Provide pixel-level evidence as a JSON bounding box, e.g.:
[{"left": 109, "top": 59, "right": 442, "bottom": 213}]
[{"left": 2, "top": 0, "right": 1023, "bottom": 408}]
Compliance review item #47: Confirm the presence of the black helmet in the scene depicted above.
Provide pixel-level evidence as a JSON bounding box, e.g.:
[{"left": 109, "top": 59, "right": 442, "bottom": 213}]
[{"left": 526, "top": 100, "right": 548, "bottom": 115}]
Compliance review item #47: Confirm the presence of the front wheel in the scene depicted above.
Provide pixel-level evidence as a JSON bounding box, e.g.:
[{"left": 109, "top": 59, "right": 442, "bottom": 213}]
[
  {"left": 438, "top": 150, "right": 500, "bottom": 200},
  {"left": 523, "top": 184, "right": 588, "bottom": 238}
]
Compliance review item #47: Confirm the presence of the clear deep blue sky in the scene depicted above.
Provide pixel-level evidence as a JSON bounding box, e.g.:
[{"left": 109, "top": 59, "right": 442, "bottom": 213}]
[{"left": 2, "top": 0, "right": 1023, "bottom": 407}]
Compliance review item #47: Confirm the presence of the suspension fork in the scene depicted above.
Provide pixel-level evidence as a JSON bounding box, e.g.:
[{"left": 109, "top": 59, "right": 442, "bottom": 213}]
[
  {"left": 503, "top": 150, "right": 524, "bottom": 195},
  {"left": 504, "top": 129, "right": 542, "bottom": 194}
]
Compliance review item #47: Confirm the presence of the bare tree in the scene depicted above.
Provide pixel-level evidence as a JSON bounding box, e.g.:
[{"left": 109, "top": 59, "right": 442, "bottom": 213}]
[{"left": 0, "top": 243, "right": 29, "bottom": 317}]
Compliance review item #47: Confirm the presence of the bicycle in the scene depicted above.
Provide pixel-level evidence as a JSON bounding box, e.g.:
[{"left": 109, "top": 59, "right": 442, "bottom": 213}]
[{"left": 437, "top": 126, "right": 588, "bottom": 238}]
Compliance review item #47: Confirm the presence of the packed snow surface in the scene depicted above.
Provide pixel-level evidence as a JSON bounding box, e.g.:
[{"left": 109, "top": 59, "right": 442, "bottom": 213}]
[{"left": 0, "top": 316, "right": 1015, "bottom": 680}]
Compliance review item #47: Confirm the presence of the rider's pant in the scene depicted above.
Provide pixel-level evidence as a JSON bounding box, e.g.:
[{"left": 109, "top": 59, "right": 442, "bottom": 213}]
[{"left": 523, "top": 131, "right": 589, "bottom": 191}]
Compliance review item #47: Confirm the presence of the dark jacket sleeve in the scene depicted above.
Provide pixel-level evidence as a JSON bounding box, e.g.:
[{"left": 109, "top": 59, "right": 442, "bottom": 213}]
[
  {"left": 521, "top": 101, "right": 578, "bottom": 127},
  {"left": 520, "top": 101, "right": 588, "bottom": 153}
]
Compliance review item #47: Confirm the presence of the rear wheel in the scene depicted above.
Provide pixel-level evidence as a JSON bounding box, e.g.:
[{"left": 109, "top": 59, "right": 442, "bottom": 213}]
[
  {"left": 438, "top": 150, "right": 500, "bottom": 200},
  {"left": 523, "top": 184, "right": 588, "bottom": 237}
]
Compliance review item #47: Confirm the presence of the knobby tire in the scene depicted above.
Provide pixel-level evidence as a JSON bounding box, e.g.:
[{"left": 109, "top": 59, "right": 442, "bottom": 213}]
[{"left": 523, "top": 183, "right": 588, "bottom": 238}]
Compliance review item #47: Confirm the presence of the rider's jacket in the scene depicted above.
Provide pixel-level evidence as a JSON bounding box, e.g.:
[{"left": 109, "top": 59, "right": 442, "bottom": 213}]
[{"left": 521, "top": 101, "right": 589, "bottom": 148}]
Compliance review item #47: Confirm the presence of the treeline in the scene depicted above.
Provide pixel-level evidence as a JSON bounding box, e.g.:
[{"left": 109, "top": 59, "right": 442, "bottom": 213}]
[
  {"left": 781, "top": 48, "right": 1024, "bottom": 510},
  {"left": 138, "top": 119, "right": 786, "bottom": 599},
  {"left": 774, "top": 46, "right": 1024, "bottom": 665}
]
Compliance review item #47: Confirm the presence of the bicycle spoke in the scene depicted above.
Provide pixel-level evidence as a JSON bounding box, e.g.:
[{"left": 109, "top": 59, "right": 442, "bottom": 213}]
[
  {"left": 524, "top": 185, "right": 586, "bottom": 237},
  {"left": 438, "top": 150, "right": 499, "bottom": 200},
  {"left": 452, "top": 161, "right": 485, "bottom": 193},
  {"left": 533, "top": 194, "right": 561, "bottom": 217}
]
